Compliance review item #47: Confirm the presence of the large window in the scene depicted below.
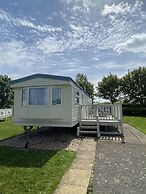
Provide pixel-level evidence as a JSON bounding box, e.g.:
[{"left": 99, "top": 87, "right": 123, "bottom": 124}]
[
  {"left": 21, "top": 89, "right": 26, "bottom": 106},
  {"left": 52, "top": 87, "right": 61, "bottom": 105},
  {"left": 29, "top": 88, "right": 48, "bottom": 106}
]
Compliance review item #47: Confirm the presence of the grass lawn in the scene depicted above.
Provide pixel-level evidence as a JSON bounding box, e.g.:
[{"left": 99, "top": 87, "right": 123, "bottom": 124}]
[
  {"left": 124, "top": 116, "right": 146, "bottom": 135},
  {"left": 0, "top": 119, "right": 76, "bottom": 193},
  {"left": 0, "top": 118, "right": 24, "bottom": 140},
  {"left": 0, "top": 146, "right": 75, "bottom": 194}
]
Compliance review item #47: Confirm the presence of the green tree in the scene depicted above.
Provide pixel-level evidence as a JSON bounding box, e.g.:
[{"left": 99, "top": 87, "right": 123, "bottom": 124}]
[
  {"left": 76, "top": 73, "right": 94, "bottom": 100},
  {"left": 0, "top": 75, "right": 13, "bottom": 108},
  {"left": 121, "top": 66, "right": 146, "bottom": 104},
  {"left": 97, "top": 73, "right": 121, "bottom": 103}
]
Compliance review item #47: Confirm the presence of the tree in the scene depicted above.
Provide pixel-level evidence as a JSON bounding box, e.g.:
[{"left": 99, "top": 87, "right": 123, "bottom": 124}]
[
  {"left": 121, "top": 66, "right": 146, "bottom": 104},
  {"left": 97, "top": 73, "right": 121, "bottom": 103},
  {"left": 0, "top": 75, "right": 14, "bottom": 108},
  {"left": 76, "top": 73, "right": 94, "bottom": 100}
]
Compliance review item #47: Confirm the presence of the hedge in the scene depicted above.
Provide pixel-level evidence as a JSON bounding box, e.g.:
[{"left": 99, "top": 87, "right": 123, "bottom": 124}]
[
  {"left": 122, "top": 107, "right": 146, "bottom": 116},
  {"left": 122, "top": 103, "right": 146, "bottom": 108}
]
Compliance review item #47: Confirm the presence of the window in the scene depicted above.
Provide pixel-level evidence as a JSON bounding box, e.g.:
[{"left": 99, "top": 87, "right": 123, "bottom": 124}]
[
  {"left": 82, "top": 94, "right": 84, "bottom": 104},
  {"left": 21, "top": 89, "right": 26, "bottom": 106},
  {"left": 29, "top": 88, "right": 48, "bottom": 106},
  {"left": 52, "top": 87, "right": 61, "bottom": 105},
  {"left": 75, "top": 91, "right": 80, "bottom": 105},
  {"left": 85, "top": 97, "right": 87, "bottom": 104}
]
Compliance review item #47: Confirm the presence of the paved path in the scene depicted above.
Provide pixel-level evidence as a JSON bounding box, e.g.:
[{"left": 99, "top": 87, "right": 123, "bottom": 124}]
[
  {"left": 54, "top": 138, "right": 96, "bottom": 194},
  {"left": 93, "top": 124, "right": 146, "bottom": 194}
]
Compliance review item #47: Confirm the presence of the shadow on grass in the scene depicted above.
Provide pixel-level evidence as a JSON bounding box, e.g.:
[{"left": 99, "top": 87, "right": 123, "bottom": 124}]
[{"left": 0, "top": 146, "right": 58, "bottom": 168}]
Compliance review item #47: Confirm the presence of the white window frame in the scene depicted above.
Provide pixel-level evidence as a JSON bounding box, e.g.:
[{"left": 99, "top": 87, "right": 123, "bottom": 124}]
[
  {"left": 51, "top": 86, "right": 62, "bottom": 106},
  {"left": 28, "top": 87, "right": 49, "bottom": 107},
  {"left": 21, "top": 88, "right": 27, "bottom": 106}
]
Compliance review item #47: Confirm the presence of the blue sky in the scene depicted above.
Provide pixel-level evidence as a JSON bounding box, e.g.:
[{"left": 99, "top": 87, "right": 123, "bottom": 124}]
[{"left": 0, "top": 0, "right": 146, "bottom": 86}]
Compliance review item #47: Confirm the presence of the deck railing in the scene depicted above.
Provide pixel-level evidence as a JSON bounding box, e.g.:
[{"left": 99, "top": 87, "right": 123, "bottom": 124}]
[
  {"left": 80, "top": 103, "right": 122, "bottom": 121},
  {"left": 0, "top": 108, "right": 12, "bottom": 120},
  {"left": 81, "top": 105, "right": 97, "bottom": 120}
]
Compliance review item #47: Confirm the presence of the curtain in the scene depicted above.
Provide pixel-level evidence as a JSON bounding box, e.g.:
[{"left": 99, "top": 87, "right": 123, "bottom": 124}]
[{"left": 29, "top": 88, "right": 48, "bottom": 106}]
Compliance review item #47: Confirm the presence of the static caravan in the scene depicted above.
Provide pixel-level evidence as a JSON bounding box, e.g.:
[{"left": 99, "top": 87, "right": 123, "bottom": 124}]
[{"left": 11, "top": 74, "right": 92, "bottom": 128}]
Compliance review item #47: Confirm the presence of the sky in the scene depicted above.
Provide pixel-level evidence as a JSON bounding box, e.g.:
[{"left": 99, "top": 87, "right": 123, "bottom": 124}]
[{"left": 0, "top": 0, "right": 146, "bottom": 87}]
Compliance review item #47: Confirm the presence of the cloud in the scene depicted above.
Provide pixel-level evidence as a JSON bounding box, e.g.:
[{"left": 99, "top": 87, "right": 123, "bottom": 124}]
[
  {"left": 114, "top": 33, "right": 146, "bottom": 54},
  {"left": 0, "top": 8, "right": 62, "bottom": 33},
  {"left": 61, "top": 0, "right": 95, "bottom": 13},
  {"left": 0, "top": 0, "right": 146, "bottom": 81},
  {"left": 92, "top": 57, "right": 99, "bottom": 61},
  {"left": 101, "top": 1, "right": 143, "bottom": 16},
  {"left": 0, "top": 39, "right": 44, "bottom": 75},
  {"left": 102, "top": 2, "right": 132, "bottom": 15}
]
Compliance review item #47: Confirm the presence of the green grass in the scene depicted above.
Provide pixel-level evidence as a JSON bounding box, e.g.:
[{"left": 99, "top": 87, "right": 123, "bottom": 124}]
[
  {"left": 0, "top": 146, "right": 75, "bottom": 194},
  {"left": 0, "top": 118, "right": 24, "bottom": 140},
  {"left": 124, "top": 116, "right": 146, "bottom": 135}
]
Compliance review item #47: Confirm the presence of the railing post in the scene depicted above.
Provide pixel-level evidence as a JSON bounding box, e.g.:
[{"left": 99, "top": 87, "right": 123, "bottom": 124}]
[{"left": 96, "top": 116, "right": 100, "bottom": 138}]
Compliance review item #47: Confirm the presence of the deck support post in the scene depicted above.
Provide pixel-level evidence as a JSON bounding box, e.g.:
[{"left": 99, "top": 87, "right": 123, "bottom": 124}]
[
  {"left": 24, "top": 126, "right": 33, "bottom": 148},
  {"left": 77, "top": 127, "right": 80, "bottom": 137},
  {"left": 121, "top": 126, "right": 126, "bottom": 143}
]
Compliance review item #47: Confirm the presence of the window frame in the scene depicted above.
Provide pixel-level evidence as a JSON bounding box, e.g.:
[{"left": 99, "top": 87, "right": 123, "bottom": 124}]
[{"left": 51, "top": 86, "right": 62, "bottom": 106}]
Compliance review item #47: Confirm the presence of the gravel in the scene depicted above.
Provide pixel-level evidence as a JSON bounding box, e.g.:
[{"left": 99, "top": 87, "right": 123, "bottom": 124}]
[
  {"left": 93, "top": 142, "right": 146, "bottom": 194},
  {"left": 0, "top": 127, "right": 82, "bottom": 151}
]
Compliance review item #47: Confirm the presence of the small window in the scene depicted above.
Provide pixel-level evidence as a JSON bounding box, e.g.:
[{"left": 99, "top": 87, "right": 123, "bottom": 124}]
[
  {"left": 21, "top": 89, "right": 26, "bottom": 106},
  {"left": 75, "top": 91, "right": 80, "bottom": 105},
  {"left": 85, "top": 97, "right": 87, "bottom": 104},
  {"left": 29, "top": 88, "right": 48, "bottom": 106},
  {"left": 82, "top": 94, "right": 84, "bottom": 104},
  {"left": 52, "top": 87, "right": 61, "bottom": 105}
]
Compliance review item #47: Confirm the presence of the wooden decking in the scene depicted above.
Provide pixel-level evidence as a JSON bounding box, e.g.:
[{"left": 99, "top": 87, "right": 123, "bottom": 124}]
[{"left": 77, "top": 104, "right": 125, "bottom": 142}]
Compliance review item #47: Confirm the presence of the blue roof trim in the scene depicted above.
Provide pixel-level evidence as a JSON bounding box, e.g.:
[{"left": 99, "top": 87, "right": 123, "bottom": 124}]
[{"left": 10, "top": 73, "right": 89, "bottom": 95}]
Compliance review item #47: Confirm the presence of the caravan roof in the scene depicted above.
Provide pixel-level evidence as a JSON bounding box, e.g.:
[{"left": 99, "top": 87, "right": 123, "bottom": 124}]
[{"left": 11, "top": 73, "right": 88, "bottom": 95}]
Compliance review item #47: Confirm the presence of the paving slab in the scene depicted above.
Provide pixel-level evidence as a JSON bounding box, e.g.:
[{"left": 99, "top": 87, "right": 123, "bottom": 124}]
[
  {"left": 79, "top": 143, "right": 96, "bottom": 152},
  {"left": 54, "top": 138, "right": 96, "bottom": 194},
  {"left": 76, "top": 150, "right": 95, "bottom": 160},
  {"left": 61, "top": 168, "right": 91, "bottom": 187},
  {"left": 71, "top": 158, "right": 93, "bottom": 170},
  {"left": 54, "top": 184, "right": 87, "bottom": 194}
]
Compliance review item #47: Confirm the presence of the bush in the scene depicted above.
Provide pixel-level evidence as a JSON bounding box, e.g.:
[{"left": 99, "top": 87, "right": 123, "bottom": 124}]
[{"left": 123, "top": 107, "right": 146, "bottom": 116}]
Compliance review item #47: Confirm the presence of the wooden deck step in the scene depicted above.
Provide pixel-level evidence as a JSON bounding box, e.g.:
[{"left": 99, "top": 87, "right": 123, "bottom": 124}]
[
  {"left": 80, "top": 125, "right": 97, "bottom": 129},
  {"left": 100, "top": 131, "right": 121, "bottom": 135},
  {"left": 79, "top": 130, "right": 97, "bottom": 134}
]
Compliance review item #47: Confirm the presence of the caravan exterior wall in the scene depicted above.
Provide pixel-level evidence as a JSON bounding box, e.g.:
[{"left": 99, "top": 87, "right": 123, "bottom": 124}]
[
  {"left": 12, "top": 77, "right": 72, "bottom": 127},
  {"left": 11, "top": 75, "right": 92, "bottom": 128},
  {"left": 71, "top": 83, "right": 92, "bottom": 126}
]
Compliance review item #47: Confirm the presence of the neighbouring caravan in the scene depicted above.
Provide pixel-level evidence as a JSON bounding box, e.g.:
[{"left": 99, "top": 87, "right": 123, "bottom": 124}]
[{"left": 11, "top": 74, "right": 92, "bottom": 128}]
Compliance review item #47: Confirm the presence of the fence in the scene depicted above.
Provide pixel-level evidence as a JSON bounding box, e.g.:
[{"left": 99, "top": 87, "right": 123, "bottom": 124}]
[{"left": 0, "top": 108, "right": 12, "bottom": 120}]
